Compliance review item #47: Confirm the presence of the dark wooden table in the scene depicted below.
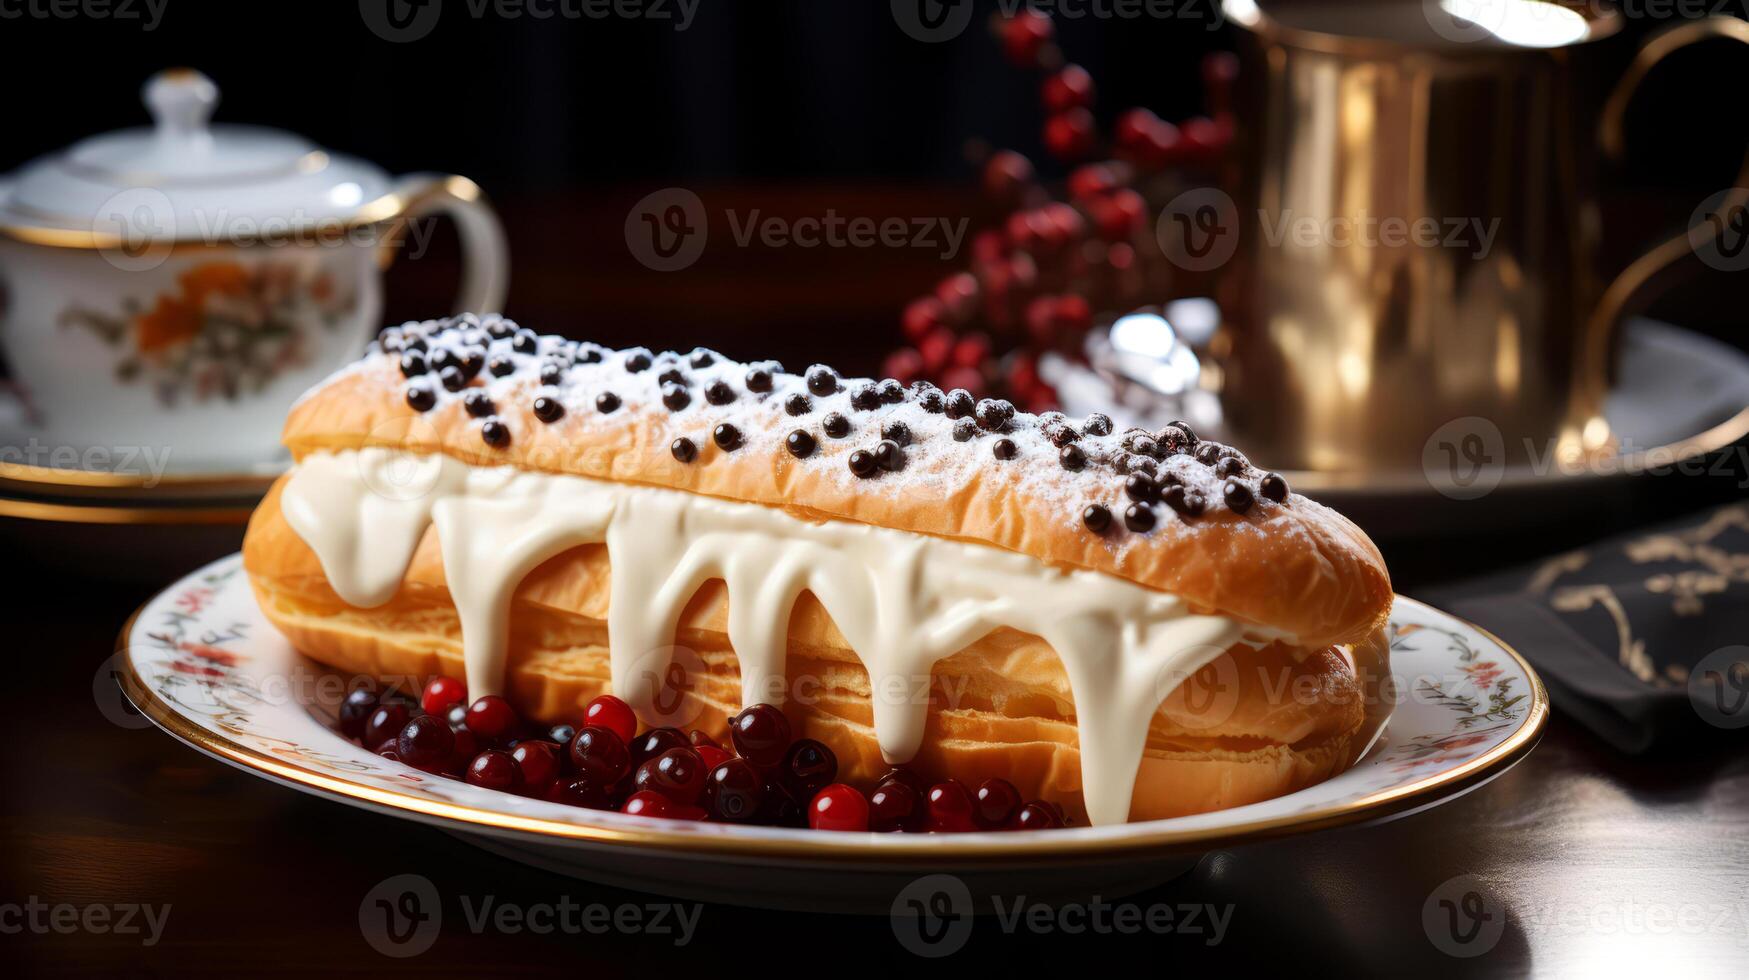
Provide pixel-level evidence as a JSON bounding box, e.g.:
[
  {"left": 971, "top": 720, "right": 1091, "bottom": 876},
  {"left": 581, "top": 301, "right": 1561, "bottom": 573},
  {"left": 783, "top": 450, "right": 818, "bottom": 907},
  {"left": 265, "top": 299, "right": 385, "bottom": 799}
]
[{"left": 3, "top": 509, "right": 1747, "bottom": 977}]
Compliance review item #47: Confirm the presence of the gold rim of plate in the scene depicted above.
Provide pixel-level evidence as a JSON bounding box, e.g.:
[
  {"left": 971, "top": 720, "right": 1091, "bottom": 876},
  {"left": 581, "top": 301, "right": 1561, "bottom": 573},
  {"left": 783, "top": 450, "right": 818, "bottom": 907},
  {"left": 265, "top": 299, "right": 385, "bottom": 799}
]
[{"left": 115, "top": 599, "right": 1550, "bottom": 863}]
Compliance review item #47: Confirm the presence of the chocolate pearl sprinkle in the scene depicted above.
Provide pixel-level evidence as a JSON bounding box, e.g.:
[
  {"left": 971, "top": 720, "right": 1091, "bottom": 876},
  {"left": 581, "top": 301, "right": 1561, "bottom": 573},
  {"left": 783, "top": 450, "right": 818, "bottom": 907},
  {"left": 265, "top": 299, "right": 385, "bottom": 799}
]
[
  {"left": 399, "top": 351, "right": 428, "bottom": 377},
  {"left": 713, "top": 423, "right": 743, "bottom": 451},
  {"left": 877, "top": 379, "right": 905, "bottom": 404},
  {"left": 1123, "top": 503, "right": 1157, "bottom": 533},
  {"left": 658, "top": 367, "right": 688, "bottom": 388},
  {"left": 671, "top": 437, "right": 697, "bottom": 463},
  {"left": 480, "top": 418, "right": 510, "bottom": 448},
  {"left": 430, "top": 347, "right": 458, "bottom": 371},
  {"left": 1044, "top": 421, "right": 1078, "bottom": 447},
  {"left": 439, "top": 366, "right": 467, "bottom": 392},
  {"left": 539, "top": 364, "right": 563, "bottom": 386},
  {"left": 991, "top": 437, "right": 1018, "bottom": 460},
  {"left": 533, "top": 396, "right": 565, "bottom": 423},
  {"left": 848, "top": 449, "right": 878, "bottom": 478},
  {"left": 916, "top": 387, "right": 945, "bottom": 414},
  {"left": 881, "top": 421, "right": 912, "bottom": 446},
  {"left": 705, "top": 380, "right": 737, "bottom": 405},
  {"left": 405, "top": 385, "right": 436, "bottom": 412},
  {"left": 463, "top": 390, "right": 495, "bottom": 418},
  {"left": 975, "top": 398, "right": 1014, "bottom": 432},
  {"left": 952, "top": 419, "right": 979, "bottom": 442},
  {"left": 512, "top": 331, "right": 538, "bottom": 354},
  {"left": 661, "top": 383, "right": 691, "bottom": 411},
  {"left": 1163, "top": 486, "right": 1207, "bottom": 517},
  {"left": 595, "top": 392, "right": 621, "bottom": 414},
  {"left": 806, "top": 365, "right": 840, "bottom": 396},
  {"left": 1082, "top": 503, "right": 1112, "bottom": 533},
  {"left": 944, "top": 389, "right": 975, "bottom": 419},
  {"left": 1082, "top": 413, "right": 1114, "bottom": 436},
  {"left": 1125, "top": 473, "right": 1158, "bottom": 503},
  {"left": 1223, "top": 479, "right": 1255, "bottom": 514},
  {"left": 745, "top": 367, "right": 774, "bottom": 393},
  {"left": 874, "top": 439, "right": 905, "bottom": 472},
  {"left": 784, "top": 393, "right": 812, "bottom": 416},
  {"left": 1194, "top": 443, "right": 1224, "bottom": 465},
  {"left": 487, "top": 355, "right": 515, "bottom": 378},
  {"left": 690, "top": 349, "right": 716, "bottom": 368},
  {"left": 785, "top": 430, "right": 816, "bottom": 459},
  {"left": 822, "top": 412, "right": 851, "bottom": 439},
  {"left": 1059, "top": 445, "right": 1086, "bottom": 471},
  {"left": 849, "top": 384, "right": 882, "bottom": 411},
  {"left": 624, "top": 350, "right": 653, "bottom": 373},
  {"left": 577, "top": 344, "right": 604, "bottom": 364},
  {"left": 1260, "top": 472, "right": 1290, "bottom": 503},
  {"left": 1214, "top": 456, "right": 1245, "bottom": 478}
]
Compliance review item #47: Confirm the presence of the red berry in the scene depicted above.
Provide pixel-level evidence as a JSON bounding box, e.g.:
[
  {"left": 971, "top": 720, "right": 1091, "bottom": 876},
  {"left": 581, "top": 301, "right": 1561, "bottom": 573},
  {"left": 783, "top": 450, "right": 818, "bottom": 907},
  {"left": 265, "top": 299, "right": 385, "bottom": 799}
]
[
  {"left": 1012, "top": 800, "right": 1062, "bottom": 830},
  {"left": 808, "top": 784, "right": 870, "bottom": 832},
  {"left": 704, "top": 759, "right": 766, "bottom": 822},
  {"left": 669, "top": 804, "right": 709, "bottom": 821},
  {"left": 566, "top": 725, "right": 631, "bottom": 783},
  {"left": 420, "top": 677, "right": 467, "bottom": 717},
  {"left": 395, "top": 716, "right": 456, "bottom": 771},
  {"left": 981, "top": 150, "right": 1035, "bottom": 205},
  {"left": 464, "top": 695, "right": 516, "bottom": 740},
  {"left": 1041, "top": 202, "right": 1085, "bottom": 246},
  {"left": 549, "top": 776, "right": 613, "bottom": 809},
  {"left": 629, "top": 727, "right": 689, "bottom": 768},
  {"left": 869, "top": 779, "right": 922, "bottom": 832},
  {"left": 1042, "top": 64, "right": 1094, "bottom": 113},
  {"left": 950, "top": 333, "right": 992, "bottom": 371},
  {"left": 377, "top": 746, "right": 402, "bottom": 763},
  {"left": 781, "top": 739, "right": 838, "bottom": 801},
  {"left": 879, "top": 767, "right": 924, "bottom": 793},
  {"left": 695, "top": 744, "right": 731, "bottom": 770},
  {"left": 1068, "top": 163, "right": 1122, "bottom": 201},
  {"left": 926, "top": 780, "right": 978, "bottom": 832},
  {"left": 919, "top": 328, "right": 956, "bottom": 374},
  {"left": 970, "top": 230, "right": 1008, "bottom": 266},
  {"left": 634, "top": 747, "right": 708, "bottom": 805},
  {"left": 1115, "top": 108, "right": 1164, "bottom": 149},
  {"left": 901, "top": 296, "right": 947, "bottom": 344},
  {"left": 974, "top": 778, "right": 1022, "bottom": 828},
  {"left": 935, "top": 273, "right": 980, "bottom": 322},
  {"left": 1091, "top": 189, "right": 1146, "bottom": 242},
  {"left": 621, "top": 790, "right": 671, "bottom": 818},
  {"left": 465, "top": 750, "right": 520, "bottom": 792},
  {"left": 447, "top": 726, "right": 478, "bottom": 776},
  {"left": 1000, "top": 10, "right": 1054, "bottom": 67},
  {"left": 939, "top": 366, "right": 986, "bottom": 399},
  {"left": 339, "top": 687, "right": 380, "bottom": 738},
  {"left": 1043, "top": 109, "right": 1097, "bottom": 162},
  {"left": 1056, "top": 294, "right": 1093, "bottom": 334},
  {"left": 583, "top": 694, "right": 637, "bottom": 744},
  {"left": 881, "top": 348, "right": 925, "bottom": 386},
  {"left": 511, "top": 740, "right": 561, "bottom": 794},
  {"left": 728, "top": 704, "right": 792, "bottom": 767},
  {"left": 688, "top": 729, "right": 721, "bottom": 750},
  {"left": 1182, "top": 114, "right": 1230, "bottom": 164},
  {"left": 364, "top": 703, "right": 410, "bottom": 750}
]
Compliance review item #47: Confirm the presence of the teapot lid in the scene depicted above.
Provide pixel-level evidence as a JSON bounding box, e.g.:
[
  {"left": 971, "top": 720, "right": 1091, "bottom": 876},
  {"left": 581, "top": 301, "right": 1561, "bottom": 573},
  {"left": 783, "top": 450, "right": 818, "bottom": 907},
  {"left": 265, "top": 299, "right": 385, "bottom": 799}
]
[{"left": 0, "top": 69, "right": 393, "bottom": 244}]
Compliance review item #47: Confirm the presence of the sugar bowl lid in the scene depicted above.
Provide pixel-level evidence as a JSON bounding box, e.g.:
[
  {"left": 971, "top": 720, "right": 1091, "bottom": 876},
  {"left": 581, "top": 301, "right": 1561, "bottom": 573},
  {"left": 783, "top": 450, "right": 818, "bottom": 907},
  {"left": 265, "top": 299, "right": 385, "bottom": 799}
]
[{"left": 0, "top": 69, "right": 394, "bottom": 245}]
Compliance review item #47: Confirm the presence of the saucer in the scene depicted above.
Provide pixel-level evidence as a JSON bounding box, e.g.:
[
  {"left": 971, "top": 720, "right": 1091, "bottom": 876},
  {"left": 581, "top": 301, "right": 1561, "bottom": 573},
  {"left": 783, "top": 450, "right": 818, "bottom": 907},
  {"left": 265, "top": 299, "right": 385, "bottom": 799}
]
[
  {"left": 0, "top": 388, "right": 284, "bottom": 504},
  {"left": 119, "top": 554, "right": 1547, "bottom": 912},
  {"left": 1064, "top": 319, "right": 1749, "bottom": 534}
]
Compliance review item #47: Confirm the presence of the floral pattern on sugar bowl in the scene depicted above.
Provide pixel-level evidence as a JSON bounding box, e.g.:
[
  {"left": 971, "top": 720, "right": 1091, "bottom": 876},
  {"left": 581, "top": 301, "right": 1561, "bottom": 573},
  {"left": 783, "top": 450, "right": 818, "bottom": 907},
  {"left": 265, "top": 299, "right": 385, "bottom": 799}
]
[
  {"left": 60, "top": 260, "right": 357, "bottom": 407},
  {"left": 123, "top": 554, "right": 1545, "bottom": 838}
]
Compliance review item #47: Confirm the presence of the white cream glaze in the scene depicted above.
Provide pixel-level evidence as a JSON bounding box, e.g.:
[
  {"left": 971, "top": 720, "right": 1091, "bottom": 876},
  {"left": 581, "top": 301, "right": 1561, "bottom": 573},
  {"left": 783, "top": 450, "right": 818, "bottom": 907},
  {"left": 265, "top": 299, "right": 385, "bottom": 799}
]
[{"left": 281, "top": 447, "right": 1294, "bottom": 826}]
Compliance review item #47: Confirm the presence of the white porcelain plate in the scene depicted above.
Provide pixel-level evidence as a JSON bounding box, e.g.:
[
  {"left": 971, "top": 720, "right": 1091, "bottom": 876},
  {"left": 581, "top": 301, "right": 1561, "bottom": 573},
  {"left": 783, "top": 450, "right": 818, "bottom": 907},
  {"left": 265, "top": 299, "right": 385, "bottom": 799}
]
[{"left": 119, "top": 554, "right": 1548, "bottom": 911}]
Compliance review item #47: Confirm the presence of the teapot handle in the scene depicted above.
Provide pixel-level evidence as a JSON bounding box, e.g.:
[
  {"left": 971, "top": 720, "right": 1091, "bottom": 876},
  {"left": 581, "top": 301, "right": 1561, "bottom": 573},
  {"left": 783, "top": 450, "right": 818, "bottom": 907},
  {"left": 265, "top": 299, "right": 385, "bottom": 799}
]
[
  {"left": 1576, "top": 17, "right": 1749, "bottom": 450},
  {"left": 373, "top": 174, "right": 510, "bottom": 315}
]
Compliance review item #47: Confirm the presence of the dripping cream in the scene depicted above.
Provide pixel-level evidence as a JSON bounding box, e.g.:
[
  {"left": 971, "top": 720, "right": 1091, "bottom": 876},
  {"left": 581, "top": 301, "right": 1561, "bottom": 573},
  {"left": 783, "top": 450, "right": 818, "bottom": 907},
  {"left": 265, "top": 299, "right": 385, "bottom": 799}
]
[{"left": 281, "top": 447, "right": 1293, "bottom": 826}]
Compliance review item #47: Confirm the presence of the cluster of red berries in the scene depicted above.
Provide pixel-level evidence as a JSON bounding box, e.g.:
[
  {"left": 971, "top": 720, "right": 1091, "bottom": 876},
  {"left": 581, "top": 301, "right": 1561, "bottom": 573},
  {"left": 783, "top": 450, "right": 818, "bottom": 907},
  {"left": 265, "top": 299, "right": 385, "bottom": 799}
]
[
  {"left": 341, "top": 679, "right": 1066, "bottom": 832},
  {"left": 879, "top": 10, "right": 1238, "bottom": 414}
]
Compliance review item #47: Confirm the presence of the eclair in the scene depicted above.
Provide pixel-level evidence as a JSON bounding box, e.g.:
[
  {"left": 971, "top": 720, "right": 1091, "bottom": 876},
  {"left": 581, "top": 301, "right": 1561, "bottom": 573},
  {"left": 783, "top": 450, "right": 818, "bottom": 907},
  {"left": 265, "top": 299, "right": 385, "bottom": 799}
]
[{"left": 242, "top": 315, "right": 1395, "bottom": 826}]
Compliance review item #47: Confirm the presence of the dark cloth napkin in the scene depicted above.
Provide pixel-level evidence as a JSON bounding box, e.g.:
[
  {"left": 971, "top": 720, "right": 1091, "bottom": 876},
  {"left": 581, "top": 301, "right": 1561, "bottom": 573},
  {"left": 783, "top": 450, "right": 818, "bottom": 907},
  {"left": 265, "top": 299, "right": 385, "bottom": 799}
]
[{"left": 1418, "top": 503, "right": 1749, "bottom": 754}]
